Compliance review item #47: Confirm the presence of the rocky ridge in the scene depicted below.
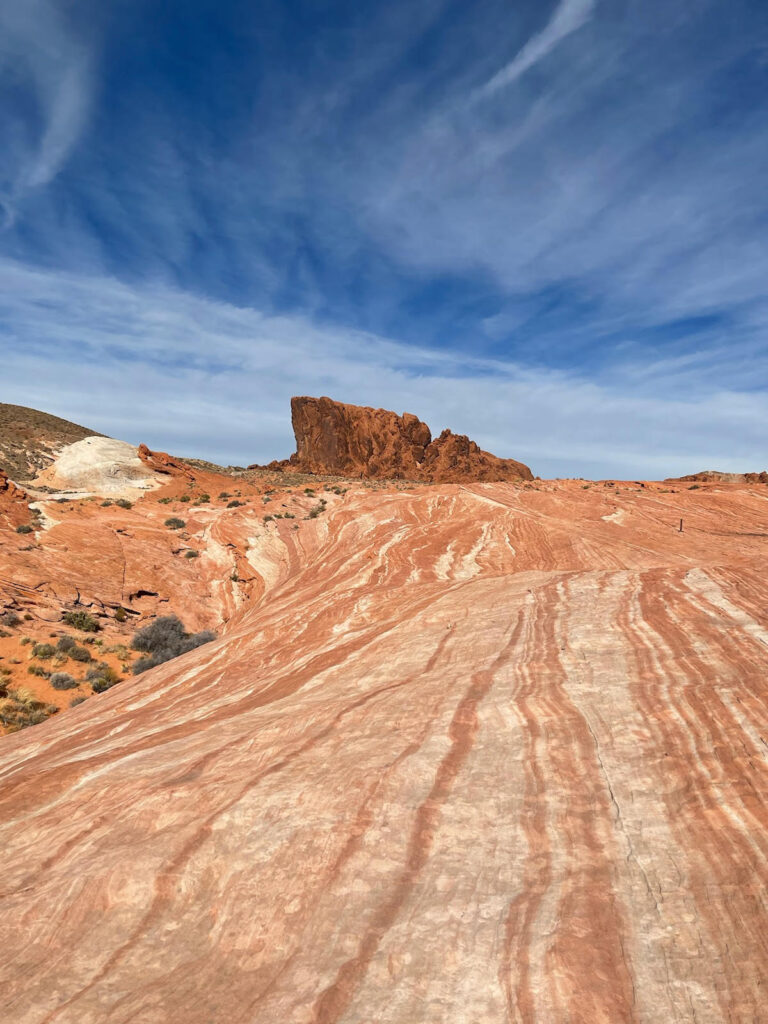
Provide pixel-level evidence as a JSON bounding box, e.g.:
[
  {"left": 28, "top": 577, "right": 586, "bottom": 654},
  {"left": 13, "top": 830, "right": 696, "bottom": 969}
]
[{"left": 0, "top": 403, "right": 102, "bottom": 482}]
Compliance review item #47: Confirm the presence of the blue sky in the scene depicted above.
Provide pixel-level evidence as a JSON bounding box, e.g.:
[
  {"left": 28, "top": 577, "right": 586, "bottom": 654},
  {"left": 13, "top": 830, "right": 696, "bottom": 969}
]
[{"left": 1, "top": 0, "right": 767, "bottom": 477}]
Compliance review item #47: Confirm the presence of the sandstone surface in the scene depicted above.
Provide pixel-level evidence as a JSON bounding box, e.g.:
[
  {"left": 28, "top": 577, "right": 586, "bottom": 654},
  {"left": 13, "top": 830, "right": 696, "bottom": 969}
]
[
  {"left": 32, "top": 437, "right": 166, "bottom": 497},
  {"left": 1, "top": 476, "right": 767, "bottom": 1022},
  {"left": 284, "top": 395, "right": 534, "bottom": 481}
]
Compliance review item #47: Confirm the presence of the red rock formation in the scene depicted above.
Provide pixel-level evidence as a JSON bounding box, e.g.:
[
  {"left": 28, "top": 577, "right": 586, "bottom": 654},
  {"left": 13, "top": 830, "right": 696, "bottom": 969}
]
[
  {"left": 285, "top": 395, "right": 533, "bottom": 481},
  {"left": 137, "top": 443, "right": 194, "bottom": 478},
  {"left": 0, "top": 467, "right": 29, "bottom": 529},
  {"left": 669, "top": 469, "right": 768, "bottom": 484},
  {"left": 0, "top": 467, "right": 27, "bottom": 503}
]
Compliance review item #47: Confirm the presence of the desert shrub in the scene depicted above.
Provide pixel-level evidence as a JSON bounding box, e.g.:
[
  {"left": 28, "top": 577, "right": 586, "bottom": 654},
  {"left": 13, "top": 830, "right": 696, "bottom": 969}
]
[
  {"left": 185, "top": 550, "right": 199, "bottom": 558},
  {"left": 0, "top": 629, "right": 10, "bottom": 639},
  {"left": 101, "top": 499, "right": 113, "bottom": 507},
  {"left": 32, "top": 643, "right": 56, "bottom": 659},
  {"left": 87, "top": 664, "right": 121, "bottom": 693},
  {"left": 194, "top": 493, "right": 210, "bottom": 504},
  {"left": 689, "top": 484, "right": 700, "bottom": 490},
  {"left": 304, "top": 488, "right": 315, "bottom": 496},
  {"left": 227, "top": 500, "right": 244, "bottom": 508},
  {"left": 56, "top": 635, "right": 76, "bottom": 652},
  {"left": 20, "top": 637, "right": 32, "bottom": 646},
  {"left": 70, "top": 696, "right": 87, "bottom": 707},
  {"left": 165, "top": 517, "right": 185, "bottom": 530},
  {"left": 1, "top": 689, "right": 56, "bottom": 730},
  {"left": 158, "top": 496, "right": 172, "bottom": 504},
  {"left": 0, "top": 611, "right": 20, "bottom": 627},
  {"left": 130, "top": 615, "right": 215, "bottom": 675},
  {"left": 179, "top": 494, "right": 191, "bottom": 503},
  {"left": 218, "top": 492, "right": 231, "bottom": 500},
  {"left": 263, "top": 515, "right": 274, "bottom": 522},
  {"left": 114, "top": 607, "right": 127, "bottom": 622},
  {"left": 115, "top": 498, "right": 133, "bottom": 509},
  {"left": 62, "top": 610, "right": 100, "bottom": 632},
  {"left": 307, "top": 504, "right": 324, "bottom": 519},
  {"left": 16, "top": 524, "right": 33, "bottom": 534},
  {"left": 50, "top": 672, "right": 77, "bottom": 690},
  {"left": 27, "top": 664, "right": 51, "bottom": 678},
  {"left": 69, "top": 645, "right": 92, "bottom": 663}
]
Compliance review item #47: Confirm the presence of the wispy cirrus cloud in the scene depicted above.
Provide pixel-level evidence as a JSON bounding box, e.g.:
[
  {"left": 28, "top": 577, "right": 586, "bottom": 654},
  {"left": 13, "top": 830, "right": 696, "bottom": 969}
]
[
  {"left": 0, "top": 0, "right": 93, "bottom": 226},
  {"left": 476, "top": 0, "right": 596, "bottom": 100}
]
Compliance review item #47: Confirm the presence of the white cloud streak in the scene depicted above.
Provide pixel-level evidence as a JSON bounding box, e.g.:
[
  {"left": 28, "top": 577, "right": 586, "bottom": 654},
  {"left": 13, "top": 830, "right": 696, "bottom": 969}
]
[
  {"left": 0, "top": 0, "right": 92, "bottom": 217},
  {"left": 477, "top": 0, "right": 596, "bottom": 99}
]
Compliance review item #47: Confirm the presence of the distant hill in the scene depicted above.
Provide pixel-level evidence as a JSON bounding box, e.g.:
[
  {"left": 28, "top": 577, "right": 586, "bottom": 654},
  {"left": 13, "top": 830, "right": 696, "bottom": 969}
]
[
  {"left": 0, "top": 403, "right": 104, "bottom": 482},
  {"left": 667, "top": 469, "right": 768, "bottom": 484}
]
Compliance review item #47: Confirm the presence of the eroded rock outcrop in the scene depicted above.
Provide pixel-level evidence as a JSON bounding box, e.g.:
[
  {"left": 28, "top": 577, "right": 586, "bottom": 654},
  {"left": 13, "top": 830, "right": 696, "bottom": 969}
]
[
  {"left": 0, "top": 467, "right": 27, "bottom": 504},
  {"left": 138, "top": 443, "right": 195, "bottom": 479},
  {"left": 33, "top": 437, "right": 165, "bottom": 497},
  {"left": 285, "top": 396, "right": 533, "bottom": 481},
  {"left": 669, "top": 469, "right": 768, "bottom": 484}
]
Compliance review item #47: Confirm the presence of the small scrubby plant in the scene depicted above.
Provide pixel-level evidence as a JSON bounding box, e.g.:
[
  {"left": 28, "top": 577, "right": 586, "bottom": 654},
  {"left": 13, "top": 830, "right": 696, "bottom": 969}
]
[
  {"left": 87, "top": 664, "right": 121, "bottom": 693},
  {"left": 32, "top": 643, "right": 56, "bottom": 659},
  {"left": 16, "top": 524, "right": 33, "bottom": 534},
  {"left": 130, "top": 615, "right": 215, "bottom": 675},
  {"left": 50, "top": 672, "right": 77, "bottom": 690},
  {"left": 62, "top": 610, "right": 100, "bottom": 632},
  {"left": 185, "top": 550, "right": 199, "bottom": 558},
  {"left": 0, "top": 611, "right": 20, "bottom": 627},
  {"left": 165, "top": 517, "right": 186, "bottom": 530},
  {"left": 115, "top": 498, "right": 133, "bottom": 509}
]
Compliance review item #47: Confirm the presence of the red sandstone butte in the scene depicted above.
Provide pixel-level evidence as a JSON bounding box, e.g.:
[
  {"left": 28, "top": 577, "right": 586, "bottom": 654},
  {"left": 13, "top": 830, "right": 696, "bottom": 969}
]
[{"left": 284, "top": 395, "right": 533, "bottom": 482}]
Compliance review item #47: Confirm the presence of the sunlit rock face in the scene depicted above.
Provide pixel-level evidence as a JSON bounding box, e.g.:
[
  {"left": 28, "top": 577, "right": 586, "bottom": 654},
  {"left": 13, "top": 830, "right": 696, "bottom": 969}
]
[
  {"left": 1, "top": 477, "right": 767, "bottom": 1023},
  {"left": 287, "top": 395, "right": 534, "bottom": 482}
]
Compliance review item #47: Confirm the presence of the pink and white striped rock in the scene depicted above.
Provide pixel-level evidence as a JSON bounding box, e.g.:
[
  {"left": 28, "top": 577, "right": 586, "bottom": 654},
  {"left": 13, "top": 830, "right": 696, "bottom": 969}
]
[{"left": 1, "top": 479, "right": 767, "bottom": 1023}]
